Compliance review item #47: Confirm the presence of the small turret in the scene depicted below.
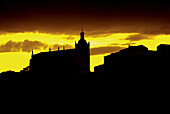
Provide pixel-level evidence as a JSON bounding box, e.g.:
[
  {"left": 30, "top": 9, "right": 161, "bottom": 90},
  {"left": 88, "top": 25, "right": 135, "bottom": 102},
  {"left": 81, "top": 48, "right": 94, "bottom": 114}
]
[{"left": 88, "top": 41, "right": 90, "bottom": 46}]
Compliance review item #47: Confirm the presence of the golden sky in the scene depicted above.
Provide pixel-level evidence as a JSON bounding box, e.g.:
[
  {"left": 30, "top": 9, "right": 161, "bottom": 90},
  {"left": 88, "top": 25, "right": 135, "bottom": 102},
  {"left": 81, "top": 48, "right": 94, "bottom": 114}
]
[{"left": 0, "top": 31, "right": 170, "bottom": 73}]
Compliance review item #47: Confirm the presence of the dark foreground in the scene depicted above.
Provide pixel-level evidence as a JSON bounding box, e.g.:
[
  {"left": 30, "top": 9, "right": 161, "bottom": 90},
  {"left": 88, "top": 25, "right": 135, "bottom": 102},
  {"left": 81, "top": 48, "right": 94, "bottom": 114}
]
[
  {"left": 0, "top": 70, "right": 169, "bottom": 88},
  {"left": 0, "top": 71, "right": 169, "bottom": 113}
]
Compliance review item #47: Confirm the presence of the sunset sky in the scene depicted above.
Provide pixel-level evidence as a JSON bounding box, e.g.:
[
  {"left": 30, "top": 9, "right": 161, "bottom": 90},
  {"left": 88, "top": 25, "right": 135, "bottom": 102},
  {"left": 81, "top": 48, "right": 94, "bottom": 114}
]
[{"left": 1, "top": 0, "right": 170, "bottom": 72}]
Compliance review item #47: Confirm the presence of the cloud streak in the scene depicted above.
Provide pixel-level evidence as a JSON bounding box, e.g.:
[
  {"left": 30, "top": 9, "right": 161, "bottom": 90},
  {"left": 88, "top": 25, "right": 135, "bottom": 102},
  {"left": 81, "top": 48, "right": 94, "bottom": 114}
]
[
  {"left": 124, "top": 34, "right": 151, "bottom": 41},
  {"left": 90, "top": 46, "right": 124, "bottom": 55}
]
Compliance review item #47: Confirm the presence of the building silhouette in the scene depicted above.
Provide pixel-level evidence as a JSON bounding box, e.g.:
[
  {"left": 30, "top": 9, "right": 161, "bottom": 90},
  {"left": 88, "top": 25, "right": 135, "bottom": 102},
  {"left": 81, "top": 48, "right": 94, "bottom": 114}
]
[
  {"left": 29, "top": 30, "right": 90, "bottom": 75},
  {"left": 94, "top": 44, "right": 170, "bottom": 75}
]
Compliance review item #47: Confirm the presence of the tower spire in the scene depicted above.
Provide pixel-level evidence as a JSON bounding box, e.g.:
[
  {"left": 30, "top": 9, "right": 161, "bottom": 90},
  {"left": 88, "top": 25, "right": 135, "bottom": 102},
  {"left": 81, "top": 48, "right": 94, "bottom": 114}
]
[{"left": 80, "top": 29, "right": 84, "bottom": 40}]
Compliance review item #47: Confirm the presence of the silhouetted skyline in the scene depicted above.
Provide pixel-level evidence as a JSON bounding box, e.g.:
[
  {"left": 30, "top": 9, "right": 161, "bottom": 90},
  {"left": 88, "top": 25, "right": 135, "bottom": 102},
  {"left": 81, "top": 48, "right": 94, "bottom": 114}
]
[{"left": 1, "top": 39, "right": 170, "bottom": 80}]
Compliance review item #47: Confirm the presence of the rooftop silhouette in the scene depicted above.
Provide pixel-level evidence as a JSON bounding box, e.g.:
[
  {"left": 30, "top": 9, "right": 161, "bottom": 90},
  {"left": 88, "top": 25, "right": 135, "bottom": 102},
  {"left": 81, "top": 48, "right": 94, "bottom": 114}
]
[
  {"left": 95, "top": 44, "right": 170, "bottom": 76},
  {"left": 29, "top": 30, "right": 90, "bottom": 76}
]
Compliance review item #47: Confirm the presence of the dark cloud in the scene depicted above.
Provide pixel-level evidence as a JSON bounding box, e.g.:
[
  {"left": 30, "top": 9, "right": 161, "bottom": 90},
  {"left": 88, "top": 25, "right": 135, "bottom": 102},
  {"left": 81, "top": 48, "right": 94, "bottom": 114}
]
[
  {"left": 90, "top": 46, "right": 124, "bottom": 55},
  {"left": 87, "top": 31, "right": 109, "bottom": 36},
  {"left": 0, "top": 39, "right": 74, "bottom": 53},
  {"left": 1, "top": 0, "right": 170, "bottom": 35},
  {"left": 0, "top": 40, "right": 48, "bottom": 52},
  {"left": 125, "top": 34, "right": 150, "bottom": 41},
  {"left": 121, "top": 43, "right": 136, "bottom": 46},
  {"left": 22, "top": 40, "right": 48, "bottom": 52},
  {"left": 0, "top": 40, "right": 22, "bottom": 52},
  {"left": 109, "top": 43, "right": 120, "bottom": 46},
  {"left": 85, "top": 23, "right": 170, "bottom": 37},
  {"left": 0, "top": 0, "right": 170, "bottom": 36},
  {"left": 109, "top": 43, "right": 136, "bottom": 46},
  {"left": 87, "top": 31, "right": 112, "bottom": 37},
  {"left": 139, "top": 24, "right": 170, "bottom": 35}
]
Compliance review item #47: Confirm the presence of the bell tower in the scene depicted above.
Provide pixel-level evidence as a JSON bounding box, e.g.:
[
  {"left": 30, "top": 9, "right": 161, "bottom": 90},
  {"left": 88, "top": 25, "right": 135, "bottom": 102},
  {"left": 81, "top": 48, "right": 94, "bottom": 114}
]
[
  {"left": 75, "top": 30, "right": 90, "bottom": 74},
  {"left": 75, "top": 29, "right": 90, "bottom": 53}
]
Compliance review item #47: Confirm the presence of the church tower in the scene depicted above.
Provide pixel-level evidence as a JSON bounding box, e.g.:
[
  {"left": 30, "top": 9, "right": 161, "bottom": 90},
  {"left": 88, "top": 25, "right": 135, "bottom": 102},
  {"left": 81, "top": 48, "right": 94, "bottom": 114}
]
[
  {"left": 75, "top": 30, "right": 90, "bottom": 74},
  {"left": 75, "top": 29, "right": 90, "bottom": 52}
]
